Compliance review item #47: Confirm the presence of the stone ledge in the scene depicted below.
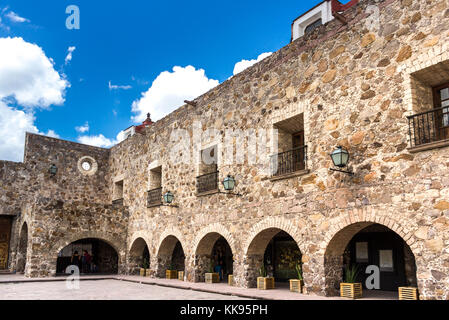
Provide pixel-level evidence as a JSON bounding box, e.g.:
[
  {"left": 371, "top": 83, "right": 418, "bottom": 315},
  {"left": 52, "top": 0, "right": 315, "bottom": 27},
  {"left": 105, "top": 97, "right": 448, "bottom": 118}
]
[
  {"left": 269, "top": 170, "right": 310, "bottom": 182},
  {"left": 196, "top": 189, "right": 220, "bottom": 197},
  {"left": 147, "top": 203, "right": 162, "bottom": 208},
  {"left": 408, "top": 139, "right": 449, "bottom": 153}
]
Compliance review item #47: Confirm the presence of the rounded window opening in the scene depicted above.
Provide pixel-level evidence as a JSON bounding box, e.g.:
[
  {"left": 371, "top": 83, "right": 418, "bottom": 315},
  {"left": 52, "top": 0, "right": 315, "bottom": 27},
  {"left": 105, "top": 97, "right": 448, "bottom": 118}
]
[
  {"left": 81, "top": 161, "right": 92, "bottom": 171},
  {"left": 56, "top": 238, "right": 118, "bottom": 275}
]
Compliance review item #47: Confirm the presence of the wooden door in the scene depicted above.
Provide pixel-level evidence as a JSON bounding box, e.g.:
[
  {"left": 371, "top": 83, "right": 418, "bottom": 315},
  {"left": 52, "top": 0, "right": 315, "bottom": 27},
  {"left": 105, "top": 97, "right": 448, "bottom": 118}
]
[
  {"left": 0, "top": 218, "right": 12, "bottom": 270},
  {"left": 292, "top": 131, "right": 305, "bottom": 171},
  {"left": 433, "top": 84, "right": 449, "bottom": 141}
]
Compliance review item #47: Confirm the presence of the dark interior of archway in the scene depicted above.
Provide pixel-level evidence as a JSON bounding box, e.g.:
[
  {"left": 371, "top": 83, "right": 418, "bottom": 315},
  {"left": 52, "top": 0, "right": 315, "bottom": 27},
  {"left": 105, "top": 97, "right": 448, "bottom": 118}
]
[
  {"left": 263, "top": 231, "right": 302, "bottom": 282},
  {"left": 142, "top": 245, "right": 150, "bottom": 267},
  {"left": 171, "top": 241, "right": 185, "bottom": 271},
  {"left": 343, "top": 224, "right": 417, "bottom": 291},
  {"left": 211, "top": 237, "right": 233, "bottom": 282},
  {"left": 56, "top": 238, "right": 118, "bottom": 275}
]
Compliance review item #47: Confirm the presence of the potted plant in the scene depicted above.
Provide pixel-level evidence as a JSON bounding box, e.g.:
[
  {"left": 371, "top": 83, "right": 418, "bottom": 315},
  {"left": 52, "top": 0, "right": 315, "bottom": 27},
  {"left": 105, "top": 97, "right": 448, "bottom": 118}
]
[
  {"left": 165, "top": 263, "right": 178, "bottom": 279},
  {"left": 228, "top": 274, "right": 234, "bottom": 286},
  {"left": 205, "top": 260, "right": 220, "bottom": 284},
  {"left": 340, "top": 265, "right": 362, "bottom": 299},
  {"left": 257, "top": 263, "right": 275, "bottom": 290},
  {"left": 398, "top": 287, "right": 419, "bottom": 300},
  {"left": 140, "top": 258, "right": 149, "bottom": 277},
  {"left": 178, "top": 270, "right": 185, "bottom": 281},
  {"left": 289, "top": 262, "right": 304, "bottom": 293}
]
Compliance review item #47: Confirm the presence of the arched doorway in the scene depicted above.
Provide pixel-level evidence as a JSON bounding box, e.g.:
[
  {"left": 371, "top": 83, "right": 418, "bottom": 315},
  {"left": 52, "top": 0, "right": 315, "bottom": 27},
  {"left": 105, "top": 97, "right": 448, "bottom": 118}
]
[
  {"left": 129, "top": 237, "right": 150, "bottom": 275},
  {"left": 16, "top": 223, "right": 28, "bottom": 273},
  {"left": 325, "top": 223, "right": 417, "bottom": 296},
  {"left": 156, "top": 236, "right": 185, "bottom": 278},
  {"left": 56, "top": 238, "right": 119, "bottom": 275},
  {"left": 194, "top": 233, "right": 234, "bottom": 282},
  {"left": 245, "top": 228, "right": 302, "bottom": 289}
]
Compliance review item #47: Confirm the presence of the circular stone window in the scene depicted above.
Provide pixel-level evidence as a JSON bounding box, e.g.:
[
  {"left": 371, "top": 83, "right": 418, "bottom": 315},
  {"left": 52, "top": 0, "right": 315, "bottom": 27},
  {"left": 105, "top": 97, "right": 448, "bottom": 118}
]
[{"left": 77, "top": 156, "right": 98, "bottom": 176}]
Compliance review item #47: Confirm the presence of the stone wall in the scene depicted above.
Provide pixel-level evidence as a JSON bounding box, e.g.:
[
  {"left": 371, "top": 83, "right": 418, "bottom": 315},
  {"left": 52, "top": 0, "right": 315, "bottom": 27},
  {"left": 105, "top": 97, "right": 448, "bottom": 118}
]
[{"left": 118, "top": 0, "right": 449, "bottom": 300}]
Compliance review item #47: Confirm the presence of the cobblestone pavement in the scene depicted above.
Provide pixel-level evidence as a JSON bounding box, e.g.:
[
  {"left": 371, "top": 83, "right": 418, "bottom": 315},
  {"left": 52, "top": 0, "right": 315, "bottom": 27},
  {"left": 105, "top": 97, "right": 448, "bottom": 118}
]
[{"left": 0, "top": 280, "right": 251, "bottom": 300}]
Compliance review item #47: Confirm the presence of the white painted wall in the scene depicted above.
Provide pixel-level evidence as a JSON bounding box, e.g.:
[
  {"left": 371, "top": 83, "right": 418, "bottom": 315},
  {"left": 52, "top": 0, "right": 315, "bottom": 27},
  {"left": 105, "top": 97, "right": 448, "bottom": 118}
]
[{"left": 292, "top": 0, "right": 334, "bottom": 41}]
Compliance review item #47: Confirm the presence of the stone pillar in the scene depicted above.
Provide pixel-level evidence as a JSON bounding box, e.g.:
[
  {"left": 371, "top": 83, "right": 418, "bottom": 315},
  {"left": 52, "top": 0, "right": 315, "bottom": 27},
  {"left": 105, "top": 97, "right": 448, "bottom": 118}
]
[
  {"left": 241, "top": 254, "right": 263, "bottom": 288},
  {"left": 323, "top": 255, "right": 343, "bottom": 296},
  {"left": 154, "top": 255, "right": 171, "bottom": 278},
  {"left": 193, "top": 254, "right": 212, "bottom": 282}
]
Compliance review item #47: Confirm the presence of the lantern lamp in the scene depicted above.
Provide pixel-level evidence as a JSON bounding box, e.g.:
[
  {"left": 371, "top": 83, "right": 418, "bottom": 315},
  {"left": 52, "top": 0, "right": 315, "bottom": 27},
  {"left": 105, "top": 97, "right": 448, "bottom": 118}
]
[
  {"left": 163, "top": 191, "right": 175, "bottom": 204},
  {"left": 222, "top": 175, "right": 236, "bottom": 192},
  {"left": 49, "top": 164, "right": 58, "bottom": 176},
  {"left": 330, "top": 146, "right": 354, "bottom": 176}
]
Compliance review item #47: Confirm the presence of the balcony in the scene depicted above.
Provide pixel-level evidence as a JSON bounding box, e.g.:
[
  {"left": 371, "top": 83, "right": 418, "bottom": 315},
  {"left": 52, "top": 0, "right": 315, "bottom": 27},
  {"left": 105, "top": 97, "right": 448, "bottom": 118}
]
[
  {"left": 147, "top": 187, "right": 162, "bottom": 207},
  {"left": 196, "top": 171, "right": 219, "bottom": 195},
  {"left": 408, "top": 107, "right": 449, "bottom": 151},
  {"left": 270, "top": 146, "right": 308, "bottom": 179},
  {"left": 112, "top": 198, "right": 124, "bottom": 206}
]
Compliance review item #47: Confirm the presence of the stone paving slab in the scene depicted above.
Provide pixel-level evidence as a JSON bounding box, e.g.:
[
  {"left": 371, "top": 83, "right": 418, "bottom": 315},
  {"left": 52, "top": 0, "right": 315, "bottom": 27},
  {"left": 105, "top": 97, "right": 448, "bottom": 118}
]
[{"left": 0, "top": 274, "right": 398, "bottom": 300}]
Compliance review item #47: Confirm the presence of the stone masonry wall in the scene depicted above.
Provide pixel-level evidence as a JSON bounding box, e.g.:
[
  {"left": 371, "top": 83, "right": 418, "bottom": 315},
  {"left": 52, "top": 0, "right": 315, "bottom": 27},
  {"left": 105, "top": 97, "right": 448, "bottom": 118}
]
[{"left": 116, "top": 0, "right": 449, "bottom": 300}]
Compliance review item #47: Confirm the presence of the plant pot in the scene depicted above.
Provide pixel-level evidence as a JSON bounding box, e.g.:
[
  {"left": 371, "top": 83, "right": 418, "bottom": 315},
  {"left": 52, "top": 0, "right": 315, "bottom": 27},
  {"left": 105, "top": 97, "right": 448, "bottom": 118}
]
[
  {"left": 257, "top": 277, "right": 275, "bottom": 290},
  {"left": 166, "top": 270, "right": 178, "bottom": 279},
  {"left": 178, "top": 271, "right": 185, "bottom": 281},
  {"left": 289, "top": 279, "right": 304, "bottom": 293},
  {"left": 340, "top": 283, "right": 363, "bottom": 299},
  {"left": 145, "top": 269, "right": 151, "bottom": 277},
  {"left": 399, "top": 287, "right": 419, "bottom": 300},
  {"left": 228, "top": 275, "right": 234, "bottom": 286},
  {"left": 205, "top": 273, "right": 220, "bottom": 284},
  {"left": 140, "top": 268, "right": 145, "bottom": 277}
]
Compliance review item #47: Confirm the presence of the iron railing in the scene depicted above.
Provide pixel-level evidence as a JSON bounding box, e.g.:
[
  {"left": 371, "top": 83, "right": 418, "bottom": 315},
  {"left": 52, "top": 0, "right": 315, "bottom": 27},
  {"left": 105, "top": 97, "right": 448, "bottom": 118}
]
[
  {"left": 270, "top": 146, "right": 308, "bottom": 177},
  {"left": 197, "top": 171, "right": 219, "bottom": 194},
  {"left": 408, "top": 106, "right": 449, "bottom": 148},
  {"left": 147, "top": 187, "right": 162, "bottom": 207}
]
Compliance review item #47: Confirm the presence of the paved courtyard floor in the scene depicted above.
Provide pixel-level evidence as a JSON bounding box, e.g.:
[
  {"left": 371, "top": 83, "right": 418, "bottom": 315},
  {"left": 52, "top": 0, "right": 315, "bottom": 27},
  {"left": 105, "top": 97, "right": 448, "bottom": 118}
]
[
  {"left": 0, "top": 279, "right": 250, "bottom": 300},
  {"left": 0, "top": 274, "right": 398, "bottom": 300}
]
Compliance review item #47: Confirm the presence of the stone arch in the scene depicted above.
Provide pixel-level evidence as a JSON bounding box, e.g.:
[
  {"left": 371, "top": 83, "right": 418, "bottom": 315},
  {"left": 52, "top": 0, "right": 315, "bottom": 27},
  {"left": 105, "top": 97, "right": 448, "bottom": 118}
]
[
  {"left": 322, "top": 212, "right": 419, "bottom": 296},
  {"left": 154, "top": 228, "right": 186, "bottom": 278},
  {"left": 241, "top": 216, "right": 305, "bottom": 288},
  {"left": 243, "top": 216, "right": 305, "bottom": 255},
  {"left": 51, "top": 231, "right": 123, "bottom": 276},
  {"left": 16, "top": 222, "right": 29, "bottom": 273},
  {"left": 128, "top": 236, "right": 151, "bottom": 275},
  {"left": 192, "top": 224, "right": 236, "bottom": 282}
]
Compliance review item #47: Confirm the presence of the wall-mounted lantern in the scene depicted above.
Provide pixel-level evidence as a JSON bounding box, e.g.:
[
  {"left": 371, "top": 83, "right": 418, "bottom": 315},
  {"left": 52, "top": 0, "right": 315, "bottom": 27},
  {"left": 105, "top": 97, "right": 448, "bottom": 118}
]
[
  {"left": 49, "top": 164, "right": 58, "bottom": 177},
  {"left": 221, "top": 175, "right": 242, "bottom": 196},
  {"left": 163, "top": 191, "right": 179, "bottom": 208},
  {"left": 330, "top": 146, "right": 354, "bottom": 176}
]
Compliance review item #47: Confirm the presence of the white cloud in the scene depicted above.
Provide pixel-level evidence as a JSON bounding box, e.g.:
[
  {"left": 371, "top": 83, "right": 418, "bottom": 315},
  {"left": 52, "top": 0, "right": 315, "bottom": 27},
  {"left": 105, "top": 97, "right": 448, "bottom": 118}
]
[
  {"left": 75, "top": 122, "right": 89, "bottom": 133},
  {"left": 109, "top": 81, "right": 132, "bottom": 91},
  {"left": 65, "top": 46, "right": 76, "bottom": 65},
  {"left": 77, "top": 131, "right": 126, "bottom": 148},
  {"left": 0, "top": 37, "right": 69, "bottom": 108},
  {"left": 233, "top": 52, "right": 272, "bottom": 75},
  {"left": 0, "top": 37, "right": 66, "bottom": 162},
  {"left": 5, "top": 11, "right": 29, "bottom": 23},
  {"left": 0, "top": 101, "right": 59, "bottom": 161},
  {"left": 131, "top": 65, "right": 219, "bottom": 123}
]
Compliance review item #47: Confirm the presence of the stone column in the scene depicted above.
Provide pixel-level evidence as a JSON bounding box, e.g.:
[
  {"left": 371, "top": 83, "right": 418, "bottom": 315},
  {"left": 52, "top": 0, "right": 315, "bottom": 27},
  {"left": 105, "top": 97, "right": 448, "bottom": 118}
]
[
  {"left": 193, "top": 254, "right": 212, "bottom": 282},
  {"left": 241, "top": 254, "right": 263, "bottom": 288},
  {"left": 154, "top": 255, "right": 171, "bottom": 278}
]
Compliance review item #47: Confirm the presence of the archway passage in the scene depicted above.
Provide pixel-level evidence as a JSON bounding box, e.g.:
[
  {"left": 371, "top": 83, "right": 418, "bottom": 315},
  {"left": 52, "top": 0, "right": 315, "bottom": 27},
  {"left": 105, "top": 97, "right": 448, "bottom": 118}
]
[
  {"left": 246, "top": 228, "right": 302, "bottom": 289},
  {"left": 129, "top": 238, "right": 150, "bottom": 275},
  {"left": 325, "top": 223, "right": 417, "bottom": 296},
  {"left": 56, "top": 238, "right": 119, "bottom": 275},
  {"left": 156, "top": 236, "right": 185, "bottom": 278},
  {"left": 16, "top": 223, "right": 28, "bottom": 273},
  {"left": 195, "top": 233, "right": 233, "bottom": 282}
]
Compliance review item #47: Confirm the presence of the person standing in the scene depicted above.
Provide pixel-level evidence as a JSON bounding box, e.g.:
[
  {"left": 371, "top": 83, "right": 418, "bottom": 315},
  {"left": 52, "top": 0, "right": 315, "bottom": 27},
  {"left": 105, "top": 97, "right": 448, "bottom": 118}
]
[
  {"left": 70, "top": 251, "right": 81, "bottom": 272},
  {"left": 82, "top": 250, "right": 92, "bottom": 274}
]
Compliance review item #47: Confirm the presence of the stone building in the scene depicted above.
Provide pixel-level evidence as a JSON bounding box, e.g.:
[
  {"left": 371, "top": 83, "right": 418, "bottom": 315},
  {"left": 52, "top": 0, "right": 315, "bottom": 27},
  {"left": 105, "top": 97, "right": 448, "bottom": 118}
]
[{"left": 1, "top": 0, "right": 449, "bottom": 299}]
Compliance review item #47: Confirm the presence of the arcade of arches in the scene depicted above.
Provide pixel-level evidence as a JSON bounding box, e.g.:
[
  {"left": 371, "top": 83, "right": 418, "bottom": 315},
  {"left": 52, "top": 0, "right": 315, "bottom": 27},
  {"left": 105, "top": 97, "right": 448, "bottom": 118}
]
[{"left": 127, "top": 222, "right": 419, "bottom": 297}]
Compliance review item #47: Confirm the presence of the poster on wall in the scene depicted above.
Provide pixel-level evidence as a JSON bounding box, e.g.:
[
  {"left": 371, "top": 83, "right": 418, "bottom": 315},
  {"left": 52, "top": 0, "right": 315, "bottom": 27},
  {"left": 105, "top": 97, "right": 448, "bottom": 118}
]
[
  {"left": 356, "top": 242, "right": 369, "bottom": 263},
  {"left": 379, "top": 250, "right": 394, "bottom": 272}
]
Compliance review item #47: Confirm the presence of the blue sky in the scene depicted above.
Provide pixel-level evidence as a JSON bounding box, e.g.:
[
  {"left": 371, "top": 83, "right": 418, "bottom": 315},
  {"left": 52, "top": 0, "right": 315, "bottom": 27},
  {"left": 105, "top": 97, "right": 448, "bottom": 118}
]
[{"left": 0, "top": 0, "right": 334, "bottom": 161}]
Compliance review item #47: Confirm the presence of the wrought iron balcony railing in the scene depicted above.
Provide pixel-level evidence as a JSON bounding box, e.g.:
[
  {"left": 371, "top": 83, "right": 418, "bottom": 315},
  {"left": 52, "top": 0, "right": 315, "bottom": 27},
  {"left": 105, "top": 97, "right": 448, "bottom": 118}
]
[
  {"left": 196, "top": 171, "right": 219, "bottom": 194},
  {"left": 408, "top": 106, "right": 449, "bottom": 148},
  {"left": 270, "top": 145, "right": 308, "bottom": 177},
  {"left": 147, "top": 187, "right": 162, "bottom": 207}
]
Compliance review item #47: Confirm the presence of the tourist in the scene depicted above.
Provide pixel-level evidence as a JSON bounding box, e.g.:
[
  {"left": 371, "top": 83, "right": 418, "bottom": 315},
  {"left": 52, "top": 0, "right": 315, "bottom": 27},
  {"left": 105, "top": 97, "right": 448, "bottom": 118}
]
[
  {"left": 70, "top": 251, "right": 81, "bottom": 271},
  {"left": 82, "top": 250, "right": 92, "bottom": 274}
]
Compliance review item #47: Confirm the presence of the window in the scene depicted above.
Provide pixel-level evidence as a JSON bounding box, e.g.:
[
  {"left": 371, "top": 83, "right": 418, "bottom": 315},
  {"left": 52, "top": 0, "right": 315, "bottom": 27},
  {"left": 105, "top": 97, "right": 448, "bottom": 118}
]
[
  {"left": 271, "top": 114, "right": 307, "bottom": 177},
  {"left": 114, "top": 180, "right": 124, "bottom": 201},
  {"left": 304, "top": 18, "right": 322, "bottom": 35},
  {"left": 148, "top": 166, "right": 162, "bottom": 206},
  {"left": 433, "top": 84, "right": 449, "bottom": 127},
  {"left": 197, "top": 145, "right": 218, "bottom": 194}
]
